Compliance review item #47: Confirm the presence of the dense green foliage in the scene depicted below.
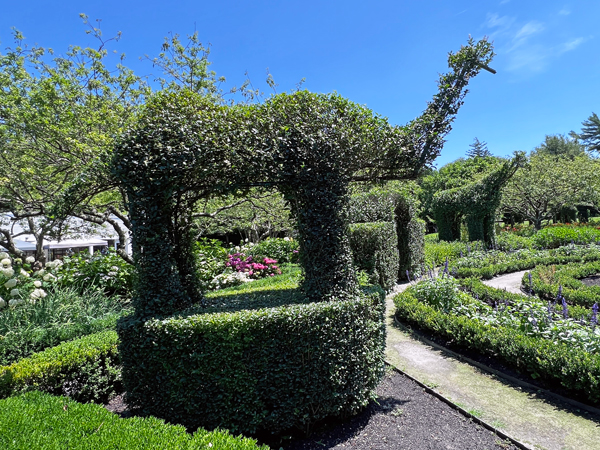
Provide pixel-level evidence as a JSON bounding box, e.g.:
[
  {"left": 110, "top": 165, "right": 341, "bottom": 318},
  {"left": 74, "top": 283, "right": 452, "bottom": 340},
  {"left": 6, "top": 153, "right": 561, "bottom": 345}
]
[
  {"left": 500, "top": 151, "right": 600, "bottom": 230},
  {"left": 0, "top": 391, "right": 267, "bottom": 450},
  {"left": 248, "top": 237, "right": 300, "bottom": 264},
  {"left": 419, "top": 155, "right": 504, "bottom": 224},
  {"left": 532, "top": 224, "right": 600, "bottom": 248},
  {"left": 0, "top": 287, "right": 129, "bottom": 366},
  {"left": 526, "top": 261, "right": 600, "bottom": 308},
  {"left": 118, "top": 285, "right": 386, "bottom": 434},
  {"left": 433, "top": 154, "right": 525, "bottom": 245},
  {"left": 54, "top": 250, "right": 134, "bottom": 297},
  {"left": 394, "top": 285, "right": 600, "bottom": 402},
  {"left": 349, "top": 183, "right": 425, "bottom": 279},
  {"left": 0, "top": 330, "right": 120, "bottom": 403},
  {"left": 442, "top": 242, "right": 600, "bottom": 279},
  {"left": 348, "top": 222, "right": 399, "bottom": 291}
]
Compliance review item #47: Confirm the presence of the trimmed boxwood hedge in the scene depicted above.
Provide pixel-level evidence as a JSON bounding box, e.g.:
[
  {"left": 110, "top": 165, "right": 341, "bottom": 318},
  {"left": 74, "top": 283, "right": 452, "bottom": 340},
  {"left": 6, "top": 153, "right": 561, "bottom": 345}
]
[
  {"left": 458, "top": 277, "right": 592, "bottom": 321},
  {"left": 118, "top": 287, "right": 386, "bottom": 435},
  {"left": 349, "top": 185, "right": 425, "bottom": 280},
  {"left": 393, "top": 290, "right": 600, "bottom": 403},
  {"left": 349, "top": 221, "right": 399, "bottom": 291},
  {"left": 0, "top": 391, "right": 267, "bottom": 449},
  {"left": 453, "top": 249, "right": 600, "bottom": 279},
  {"left": 0, "top": 330, "right": 120, "bottom": 403},
  {"left": 525, "top": 261, "right": 600, "bottom": 308}
]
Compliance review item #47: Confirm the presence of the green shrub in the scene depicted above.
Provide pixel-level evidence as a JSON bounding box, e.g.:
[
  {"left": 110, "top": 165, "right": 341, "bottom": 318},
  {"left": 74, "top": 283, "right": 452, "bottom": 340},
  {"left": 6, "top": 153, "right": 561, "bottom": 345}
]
[
  {"left": 451, "top": 244, "right": 600, "bottom": 279},
  {"left": 349, "top": 184, "right": 425, "bottom": 280},
  {"left": 194, "top": 238, "right": 229, "bottom": 291},
  {"left": 526, "top": 261, "right": 600, "bottom": 308},
  {"left": 54, "top": 250, "right": 134, "bottom": 297},
  {"left": 0, "top": 287, "right": 130, "bottom": 366},
  {"left": 424, "top": 239, "right": 476, "bottom": 268},
  {"left": 0, "top": 391, "right": 267, "bottom": 449},
  {"left": 348, "top": 222, "right": 399, "bottom": 291},
  {"left": 533, "top": 226, "right": 600, "bottom": 249},
  {"left": 118, "top": 285, "right": 386, "bottom": 435},
  {"left": 0, "top": 330, "right": 121, "bottom": 403},
  {"left": 248, "top": 237, "right": 300, "bottom": 264},
  {"left": 393, "top": 290, "right": 600, "bottom": 402},
  {"left": 494, "top": 232, "right": 534, "bottom": 251}
]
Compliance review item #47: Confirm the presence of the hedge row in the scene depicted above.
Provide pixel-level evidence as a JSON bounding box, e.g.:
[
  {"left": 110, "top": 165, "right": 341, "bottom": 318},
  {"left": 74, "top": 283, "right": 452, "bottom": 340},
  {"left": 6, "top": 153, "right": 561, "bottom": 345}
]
[
  {"left": 454, "top": 251, "right": 600, "bottom": 279},
  {"left": 0, "top": 391, "right": 266, "bottom": 449},
  {"left": 0, "top": 312, "right": 125, "bottom": 367},
  {"left": 349, "top": 221, "right": 399, "bottom": 291},
  {"left": 349, "top": 185, "right": 425, "bottom": 280},
  {"left": 118, "top": 287, "right": 386, "bottom": 435},
  {"left": 525, "top": 261, "right": 600, "bottom": 308},
  {"left": 393, "top": 290, "right": 600, "bottom": 403},
  {"left": 533, "top": 226, "right": 600, "bottom": 249},
  {"left": 457, "top": 277, "right": 592, "bottom": 321},
  {"left": 0, "top": 330, "right": 120, "bottom": 403}
]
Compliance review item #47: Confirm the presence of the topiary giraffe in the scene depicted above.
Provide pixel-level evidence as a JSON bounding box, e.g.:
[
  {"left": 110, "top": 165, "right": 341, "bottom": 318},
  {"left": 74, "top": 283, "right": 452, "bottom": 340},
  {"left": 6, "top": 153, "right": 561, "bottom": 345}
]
[{"left": 433, "top": 153, "right": 525, "bottom": 245}]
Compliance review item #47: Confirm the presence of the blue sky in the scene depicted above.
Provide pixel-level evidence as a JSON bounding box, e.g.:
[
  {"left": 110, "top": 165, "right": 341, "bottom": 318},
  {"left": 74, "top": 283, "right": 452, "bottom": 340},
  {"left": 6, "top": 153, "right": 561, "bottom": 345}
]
[{"left": 2, "top": 0, "right": 598, "bottom": 167}]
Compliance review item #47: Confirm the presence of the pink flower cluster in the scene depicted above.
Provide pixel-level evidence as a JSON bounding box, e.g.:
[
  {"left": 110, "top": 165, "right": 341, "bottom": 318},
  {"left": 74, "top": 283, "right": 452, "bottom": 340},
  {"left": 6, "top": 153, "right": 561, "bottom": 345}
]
[{"left": 226, "top": 253, "right": 281, "bottom": 279}]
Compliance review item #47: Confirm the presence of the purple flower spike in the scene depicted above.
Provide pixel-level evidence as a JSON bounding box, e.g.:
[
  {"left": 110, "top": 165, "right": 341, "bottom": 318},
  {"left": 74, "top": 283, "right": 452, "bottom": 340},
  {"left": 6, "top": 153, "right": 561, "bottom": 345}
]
[
  {"left": 406, "top": 270, "right": 411, "bottom": 282},
  {"left": 443, "top": 257, "right": 449, "bottom": 277},
  {"left": 592, "top": 303, "right": 598, "bottom": 326},
  {"left": 562, "top": 297, "right": 568, "bottom": 319}
]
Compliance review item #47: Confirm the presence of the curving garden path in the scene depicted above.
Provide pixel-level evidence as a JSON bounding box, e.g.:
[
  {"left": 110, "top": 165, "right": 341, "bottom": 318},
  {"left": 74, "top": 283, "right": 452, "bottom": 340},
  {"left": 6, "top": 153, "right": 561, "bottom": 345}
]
[
  {"left": 481, "top": 269, "right": 530, "bottom": 294},
  {"left": 385, "top": 277, "right": 600, "bottom": 450}
]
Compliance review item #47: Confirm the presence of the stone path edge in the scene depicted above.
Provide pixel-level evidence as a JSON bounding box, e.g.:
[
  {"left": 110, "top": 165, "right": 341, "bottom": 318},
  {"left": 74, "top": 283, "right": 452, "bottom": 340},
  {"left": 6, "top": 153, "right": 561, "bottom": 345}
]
[
  {"left": 390, "top": 313, "right": 600, "bottom": 417},
  {"left": 383, "top": 360, "right": 530, "bottom": 450}
]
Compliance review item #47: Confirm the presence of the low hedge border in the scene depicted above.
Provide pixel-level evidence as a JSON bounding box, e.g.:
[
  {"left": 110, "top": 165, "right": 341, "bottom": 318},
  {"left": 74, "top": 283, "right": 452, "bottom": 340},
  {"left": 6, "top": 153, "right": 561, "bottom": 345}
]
[
  {"left": 0, "top": 390, "right": 266, "bottom": 449},
  {"left": 0, "top": 330, "right": 121, "bottom": 403},
  {"left": 393, "top": 290, "right": 600, "bottom": 403},
  {"left": 118, "top": 286, "right": 386, "bottom": 435},
  {"left": 525, "top": 261, "right": 600, "bottom": 308},
  {"left": 349, "top": 221, "right": 399, "bottom": 291},
  {"left": 454, "top": 250, "right": 600, "bottom": 279},
  {"left": 0, "top": 311, "right": 127, "bottom": 367},
  {"left": 457, "top": 277, "right": 592, "bottom": 321}
]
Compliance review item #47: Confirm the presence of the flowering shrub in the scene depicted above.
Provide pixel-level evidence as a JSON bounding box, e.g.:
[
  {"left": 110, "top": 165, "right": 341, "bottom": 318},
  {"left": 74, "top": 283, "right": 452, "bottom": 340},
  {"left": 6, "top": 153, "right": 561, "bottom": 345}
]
[
  {"left": 226, "top": 253, "right": 281, "bottom": 279},
  {"left": 247, "top": 237, "right": 299, "bottom": 264},
  {"left": 53, "top": 250, "right": 133, "bottom": 297},
  {"left": 0, "top": 253, "right": 57, "bottom": 309}
]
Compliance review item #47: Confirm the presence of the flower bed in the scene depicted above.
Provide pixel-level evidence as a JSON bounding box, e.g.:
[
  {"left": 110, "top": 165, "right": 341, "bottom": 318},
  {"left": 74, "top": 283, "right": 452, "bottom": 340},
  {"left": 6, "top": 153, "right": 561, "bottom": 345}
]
[
  {"left": 393, "top": 275, "right": 600, "bottom": 403},
  {"left": 524, "top": 261, "right": 600, "bottom": 308}
]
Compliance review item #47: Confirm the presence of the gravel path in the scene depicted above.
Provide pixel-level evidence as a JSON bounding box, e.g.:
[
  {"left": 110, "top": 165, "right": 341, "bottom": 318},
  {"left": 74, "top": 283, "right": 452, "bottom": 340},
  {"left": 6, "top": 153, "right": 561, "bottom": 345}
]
[{"left": 481, "top": 270, "right": 529, "bottom": 294}]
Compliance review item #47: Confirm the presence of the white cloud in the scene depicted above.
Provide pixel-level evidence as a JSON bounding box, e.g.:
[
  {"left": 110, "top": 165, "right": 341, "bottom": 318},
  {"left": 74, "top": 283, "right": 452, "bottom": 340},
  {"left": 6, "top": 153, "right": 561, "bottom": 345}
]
[
  {"left": 514, "top": 21, "right": 544, "bottom": 41},
  {"left": 559, "top": 8, "right": 571, "bottom": 16},
  {"left": 500, "top": 0, "right": 510, "bottom": 4},
  {"left": 483, "top": 11, "right": 586, "bottom": 76},
  {"left": 557, "top": 37, "right": 586, "bottom": 53}
]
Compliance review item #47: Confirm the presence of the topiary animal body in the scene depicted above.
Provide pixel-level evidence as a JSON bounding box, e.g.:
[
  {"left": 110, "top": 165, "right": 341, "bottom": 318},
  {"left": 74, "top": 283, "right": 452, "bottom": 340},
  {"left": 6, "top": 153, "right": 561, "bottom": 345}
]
[{"left": 433, "top": 154, "right": 525, "bottom": 246}]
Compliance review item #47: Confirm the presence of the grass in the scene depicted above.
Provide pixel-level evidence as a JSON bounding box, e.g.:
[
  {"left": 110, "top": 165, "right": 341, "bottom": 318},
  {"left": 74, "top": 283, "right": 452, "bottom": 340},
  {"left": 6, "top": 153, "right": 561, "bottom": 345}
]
[
  {"left": 191, "top": 264, "right": 305, "bottom": 313},
  {"left": 0, "top": 391, "right": 267, "bottom": 449}
]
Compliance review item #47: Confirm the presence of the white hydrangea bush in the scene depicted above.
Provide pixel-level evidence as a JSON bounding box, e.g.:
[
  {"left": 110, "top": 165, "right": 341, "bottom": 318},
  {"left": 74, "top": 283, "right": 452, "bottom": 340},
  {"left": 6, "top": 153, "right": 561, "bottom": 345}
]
[{"left": 0, "top": 252, "right": 59, "bottom": 309}]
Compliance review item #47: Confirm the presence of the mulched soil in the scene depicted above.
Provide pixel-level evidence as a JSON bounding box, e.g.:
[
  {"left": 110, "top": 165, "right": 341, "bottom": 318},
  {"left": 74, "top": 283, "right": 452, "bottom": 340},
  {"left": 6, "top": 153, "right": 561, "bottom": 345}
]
[{"left": 104, "top": 371, "right": 519, "bottom": 450}]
